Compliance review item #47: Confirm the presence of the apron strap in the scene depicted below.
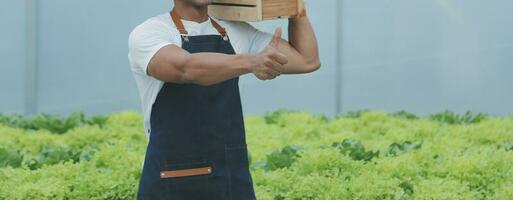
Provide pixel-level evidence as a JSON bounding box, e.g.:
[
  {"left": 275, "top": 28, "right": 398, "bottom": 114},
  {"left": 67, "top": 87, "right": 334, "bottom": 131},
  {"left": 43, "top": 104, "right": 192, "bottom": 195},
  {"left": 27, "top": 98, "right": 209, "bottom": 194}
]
[
  {"left": 170, "top": 9, "right": 228, "bottom": 39},
  {"left": 170, "top": 9, "right": 188, "bottom": 35},
  {"left": 208, "top": 17, "right": 227, "bottom": 38}
]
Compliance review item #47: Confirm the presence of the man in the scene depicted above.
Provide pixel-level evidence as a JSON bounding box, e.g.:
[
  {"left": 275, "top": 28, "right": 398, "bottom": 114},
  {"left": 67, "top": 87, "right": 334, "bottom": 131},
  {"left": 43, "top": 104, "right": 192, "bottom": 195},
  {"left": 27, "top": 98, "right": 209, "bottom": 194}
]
[{"left": 128, "top": 0, "right": 319, "bottom": 199}]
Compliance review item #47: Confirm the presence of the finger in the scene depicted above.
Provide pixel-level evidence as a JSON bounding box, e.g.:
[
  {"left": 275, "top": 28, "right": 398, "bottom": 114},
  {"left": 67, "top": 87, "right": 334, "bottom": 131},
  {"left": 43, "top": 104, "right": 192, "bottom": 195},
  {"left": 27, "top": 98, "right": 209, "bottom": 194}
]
[
  {"left": 268, "top": 60, "right": 283, "bottom": 75},
  {"left": 265, "top": 66, "right": 281, "bottom": 77},
  {"left": 264, "top": 59, "right": 283, "bottom": 74},
  {"left": 255, "top": 73, "right": 267, "bottom": 80},
  {"left": 269, "top": 52, "right": 288, "bottom": 65},
  {"left": 264, "top": 71, "right": 277, "bottom": 80},
  {"left": 262, "top": 63, "right": 280, "bottom": 76},
  {"left": 269, "top": 27, "right": 282, "bottom": 47}
]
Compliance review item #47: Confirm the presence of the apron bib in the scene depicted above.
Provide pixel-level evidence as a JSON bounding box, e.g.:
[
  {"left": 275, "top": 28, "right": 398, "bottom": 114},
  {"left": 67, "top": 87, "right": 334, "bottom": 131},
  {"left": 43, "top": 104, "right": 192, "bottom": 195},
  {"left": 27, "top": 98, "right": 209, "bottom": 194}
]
[{"left": 136, "top": 9, "right": 256, "bottom": 200}]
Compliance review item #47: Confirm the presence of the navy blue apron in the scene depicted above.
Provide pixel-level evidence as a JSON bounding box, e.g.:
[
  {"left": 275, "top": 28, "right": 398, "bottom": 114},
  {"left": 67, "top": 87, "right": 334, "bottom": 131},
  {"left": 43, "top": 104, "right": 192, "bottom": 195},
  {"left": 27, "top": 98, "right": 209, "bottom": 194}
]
[{"left": 137, "top": 9, "right": 256, "bottom": 200}]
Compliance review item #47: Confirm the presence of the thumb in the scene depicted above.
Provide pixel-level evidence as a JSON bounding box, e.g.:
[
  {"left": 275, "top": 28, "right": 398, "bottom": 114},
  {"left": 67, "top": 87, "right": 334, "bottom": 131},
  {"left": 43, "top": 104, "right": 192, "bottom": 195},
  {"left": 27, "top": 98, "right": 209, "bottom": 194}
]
[
  {"left": 269, "top": 27, "right": 282, "bottom": 47},
  {"left": 297, "top": 0, "right": 306, "bottom": 17}
]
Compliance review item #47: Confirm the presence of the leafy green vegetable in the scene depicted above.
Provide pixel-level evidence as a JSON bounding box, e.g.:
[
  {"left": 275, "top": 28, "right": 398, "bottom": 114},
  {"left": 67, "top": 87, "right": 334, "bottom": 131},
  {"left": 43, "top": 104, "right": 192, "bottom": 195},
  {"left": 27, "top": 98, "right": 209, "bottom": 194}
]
[
  {"left": 27, "top": 147, "right": 81, "bottom": 170},
  {"left": 386, "top": 141, "right": 423, "bottom": 156},
  {"left": 390, "top": 110, "right": 419, "bottom": 120},
  {"left": 0, "top": 146, "right": 24, "bottom": 168},
  {"left": 263, "top": 109, "right": 299, "bottom": 127},
  {"left": 504, "top": 144, "right": 513, "bottom": 152},
  {"left": 399, "top": 181, "right": 414, "bottom": 196},
  {"left": 429, "top": 110, "right": 488, "bottom": 125},
  {"left": 0, "top": 110, "right": 512, "bottom": 199},
  {"left": 0, "top": 112, "right": 107, "bottom": 134},
  {"left": 343, "top": 109, "right": 371, "bottom": 118},
  {"left": 332, "top": 139, "right": 380, "bottom": 161},
  {"left": 263, "top": 145, "right": 301, "bottom": 171}
]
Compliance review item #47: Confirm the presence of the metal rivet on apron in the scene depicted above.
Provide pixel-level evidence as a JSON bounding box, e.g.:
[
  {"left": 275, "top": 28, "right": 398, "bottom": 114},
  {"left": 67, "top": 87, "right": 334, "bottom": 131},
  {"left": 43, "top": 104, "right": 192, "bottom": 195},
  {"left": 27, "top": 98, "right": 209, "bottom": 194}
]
[{"left": 181, "top": 35, "right": 189, "bottom": 43}]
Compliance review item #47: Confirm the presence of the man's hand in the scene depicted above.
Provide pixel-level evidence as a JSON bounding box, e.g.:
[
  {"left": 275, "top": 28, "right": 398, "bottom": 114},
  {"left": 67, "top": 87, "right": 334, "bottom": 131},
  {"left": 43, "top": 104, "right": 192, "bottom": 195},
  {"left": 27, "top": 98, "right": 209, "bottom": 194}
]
[
  {"left": 255, "top": 0, "right": 319, "bottom": 75},
  {"left": 249, "top": 27, "right": 288, "bottom": 80},
  {"left": 297, "top": 0, "right": 306, "bottom": 17}
]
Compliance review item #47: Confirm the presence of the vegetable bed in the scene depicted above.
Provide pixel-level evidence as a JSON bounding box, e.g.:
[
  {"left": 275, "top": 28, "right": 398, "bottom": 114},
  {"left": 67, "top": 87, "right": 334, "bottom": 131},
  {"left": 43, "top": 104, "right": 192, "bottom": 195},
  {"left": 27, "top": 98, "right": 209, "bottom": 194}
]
[{"left": 1, "top": 110, "right": 512, "bottom": 200}]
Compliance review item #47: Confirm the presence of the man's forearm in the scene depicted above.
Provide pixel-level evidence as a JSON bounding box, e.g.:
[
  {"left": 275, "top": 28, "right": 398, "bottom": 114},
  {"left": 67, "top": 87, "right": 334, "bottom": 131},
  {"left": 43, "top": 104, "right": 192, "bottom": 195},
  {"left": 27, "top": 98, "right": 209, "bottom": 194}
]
[
  {"left": 179, "top": 53, "right": 254, "bottom": 86},
  {"left": 288, "top": 16, "right": 320, "bottom": 68},
  {"left": 148, "top": 41, "right": 283, "bottom": 84}
]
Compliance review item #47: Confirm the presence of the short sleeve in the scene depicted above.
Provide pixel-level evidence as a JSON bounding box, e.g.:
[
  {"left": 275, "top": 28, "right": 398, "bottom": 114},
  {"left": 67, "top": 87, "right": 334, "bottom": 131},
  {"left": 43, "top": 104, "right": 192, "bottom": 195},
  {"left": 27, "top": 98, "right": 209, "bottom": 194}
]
[
  {"left": 248, "top": 26, "right": 274, "bottom": 54},
  {"left": 224, "top": 21, "right": 274, "bottom": 54},
  {"left": 128, "top": 19, "right": 178, "bottom": 76}
]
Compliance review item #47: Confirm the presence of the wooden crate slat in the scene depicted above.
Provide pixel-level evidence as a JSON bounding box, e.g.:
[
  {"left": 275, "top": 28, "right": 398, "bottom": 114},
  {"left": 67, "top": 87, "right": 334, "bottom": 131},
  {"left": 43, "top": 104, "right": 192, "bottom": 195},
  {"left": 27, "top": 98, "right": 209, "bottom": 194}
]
[
  {"left": 209, "top": 5, "right": 261, "bottom": 21},
  {"left": 208, "top": 0, "right": 299, "bottom": 21},
  {"left": 262, "top": 0, "right": 298, "bottom": 20},
  {"left": 210, "top": 0, "right": 258, "bottom": 6}
]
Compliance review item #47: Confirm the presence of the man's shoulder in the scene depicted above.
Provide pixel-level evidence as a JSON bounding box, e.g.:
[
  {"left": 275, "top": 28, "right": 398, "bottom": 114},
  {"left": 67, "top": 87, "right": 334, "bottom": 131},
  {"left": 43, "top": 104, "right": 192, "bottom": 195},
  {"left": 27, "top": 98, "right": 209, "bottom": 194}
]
[{"left": 130, "top": 13, "right": 174, "bottom": 36}]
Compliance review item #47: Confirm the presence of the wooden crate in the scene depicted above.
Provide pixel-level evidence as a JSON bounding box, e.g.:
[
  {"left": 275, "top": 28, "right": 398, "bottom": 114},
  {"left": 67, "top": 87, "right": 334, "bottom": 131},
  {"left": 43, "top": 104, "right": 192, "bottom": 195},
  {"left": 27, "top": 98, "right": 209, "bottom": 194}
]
[{"left": 209, "top": 0, "right": 301, "bottom": 22}]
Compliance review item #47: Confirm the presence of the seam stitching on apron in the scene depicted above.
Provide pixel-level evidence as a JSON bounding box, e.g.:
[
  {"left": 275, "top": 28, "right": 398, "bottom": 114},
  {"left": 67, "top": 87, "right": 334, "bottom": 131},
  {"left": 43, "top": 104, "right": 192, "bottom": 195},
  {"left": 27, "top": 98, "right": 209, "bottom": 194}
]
[{"left": 225, "top": 143, "right": 233, "bottom": 200}]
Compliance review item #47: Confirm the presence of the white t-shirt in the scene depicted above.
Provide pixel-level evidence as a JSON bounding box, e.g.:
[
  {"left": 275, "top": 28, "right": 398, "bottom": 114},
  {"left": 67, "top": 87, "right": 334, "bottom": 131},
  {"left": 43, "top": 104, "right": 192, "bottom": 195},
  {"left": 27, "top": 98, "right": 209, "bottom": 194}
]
[{"left": 128, "top": 12, "right": 274, "bottom": 140}]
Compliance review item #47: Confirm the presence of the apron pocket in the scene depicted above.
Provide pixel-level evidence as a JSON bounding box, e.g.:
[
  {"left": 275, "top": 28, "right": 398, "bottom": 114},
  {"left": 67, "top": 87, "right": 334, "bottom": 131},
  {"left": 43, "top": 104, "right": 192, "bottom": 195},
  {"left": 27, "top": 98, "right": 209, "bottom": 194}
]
[
  {"left": 160, "top": 159, "right": 211, "bottom": 199},
  {"left": 225, "top": 144, "right": 256, "bottom": 199}
]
